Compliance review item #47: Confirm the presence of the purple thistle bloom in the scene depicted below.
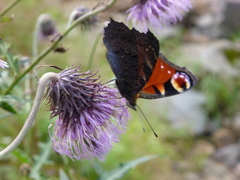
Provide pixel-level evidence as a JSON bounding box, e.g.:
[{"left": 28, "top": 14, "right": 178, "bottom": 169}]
[
  {"left": 127, "top": 0, "right": 192, "bottom": 32},
  {"left": 46, "top": 66, "right": 130, "bottom": 160},
  {"left": 0, "top": 60, "right": 9, "bottom": 68}
]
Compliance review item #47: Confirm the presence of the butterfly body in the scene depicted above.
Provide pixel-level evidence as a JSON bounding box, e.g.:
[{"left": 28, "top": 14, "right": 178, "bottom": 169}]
[{"left": 103, "top": 19, "right": 197, "bottom": 110}]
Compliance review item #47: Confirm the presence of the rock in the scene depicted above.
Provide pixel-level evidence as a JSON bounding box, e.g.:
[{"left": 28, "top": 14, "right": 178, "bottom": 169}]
[
  {"left": 211, "top": 128, "right": 236, "bottom": 148},
  {"left": 185, "top": 172, "right": 201, "bottom": 180},
  {"left": 232, "top": 112, "right": 240, "bottom": 137},
  {"left": 233, "top": 163, "right": 240, "bottom": 179},
  {"left": 202, "top": 159, "right": 231, "bottom": 179},
  {"left": 192, "top": 140, "right": 215, "bottom": 156},
  {"left": 138, "top": 90, "right": 207, "bottom": 135},
  {"left": 167, "top": 91, "right": 207, "bottom": 135},
  {"left": 179, "top": 40, "right": 239, "bottom": 77},
  {"left": 213, "top": 143, "right": 240, "bottom": 168},
  {"left": 222, "top": 0, "right": 240, "bottom": 36},
  {"left": 183, "top": 0, "right": 225, "bottom": 39},
  {"left": 184, "top": 0, "right": 240, "bottom": 38}
]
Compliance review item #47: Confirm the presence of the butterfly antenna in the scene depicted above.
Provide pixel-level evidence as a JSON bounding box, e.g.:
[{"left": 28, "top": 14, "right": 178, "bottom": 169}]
[
  {"left": 136, "top": 107, "right": 146, "bottom": 133},
  {"left": 136, "top": 105, "right": 158, "bottom": 137}
]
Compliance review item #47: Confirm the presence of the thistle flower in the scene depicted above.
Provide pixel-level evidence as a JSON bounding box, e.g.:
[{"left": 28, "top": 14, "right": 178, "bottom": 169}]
[
  {"left": 67, "top": 6, "right": 98, "bottom": 29},
  {"left": 36, "top": 14, "right": 59, "bottom": 41},
  {"left": 127, "top": 0, "right": 192, "bottom": 32},
  {"left": 0, "top": 60, "right": 9, "bottom": 68},
  {"left": 46, "top": 66, "right": 130, "bottom": 160}
]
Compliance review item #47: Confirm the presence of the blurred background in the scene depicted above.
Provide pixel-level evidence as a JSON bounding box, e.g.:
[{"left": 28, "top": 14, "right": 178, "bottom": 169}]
[{"left": 0, "top": 0, "right": 240, "bottom": 179}]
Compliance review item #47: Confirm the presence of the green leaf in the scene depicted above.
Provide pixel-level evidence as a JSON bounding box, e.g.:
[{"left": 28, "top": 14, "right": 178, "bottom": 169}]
[
  {"left": 0, "top": 101, "right": 17, "bottom": 114},
  {"left": 92, "top": 159, "right": 106, "bottom": 176},
  {"left": 0, "top": 95, "right": 21, "bottom": 114},
  {"left": 59, "top": 169, "right": 70, "bottom": 180},
  {"left": 98, "top": 155, "right": 159, "bottom": 180},
  {"left": 12, "top": 148, "right": 31, "bottom": 164},
  {"left": 0, "top": 16, "right": 13, "bottom": 23},
  {"left": 0, "top": 40, "right": 18, "bottom": 74},
  {"left": 30, "top": 139, "right": 52, "bottom": 180}
]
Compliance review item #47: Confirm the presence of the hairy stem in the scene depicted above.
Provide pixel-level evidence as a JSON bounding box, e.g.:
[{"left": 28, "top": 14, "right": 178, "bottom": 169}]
[
  {"left": 0, "top": 72, "right": 59, "bottom": 159},
  {"left": 0, "top": 0, "right": 23, "bottom": 19}
]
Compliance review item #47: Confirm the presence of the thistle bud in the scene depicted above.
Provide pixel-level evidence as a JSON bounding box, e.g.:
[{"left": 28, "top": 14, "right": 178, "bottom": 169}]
[
  {"left": 36, "top": 14, "right": 58, "bottom": 41},
  {"left": 67, "top": 6, "right": 98, "bottom": 29}
]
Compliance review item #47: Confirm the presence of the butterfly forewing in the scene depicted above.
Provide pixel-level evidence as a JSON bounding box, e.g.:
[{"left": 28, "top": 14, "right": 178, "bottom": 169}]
[
  {"left": 103, "top": 19, "right": 160, "bottom": 106},
  {"left": 133, "top": 28, "right": 159, "bottom": 85}
]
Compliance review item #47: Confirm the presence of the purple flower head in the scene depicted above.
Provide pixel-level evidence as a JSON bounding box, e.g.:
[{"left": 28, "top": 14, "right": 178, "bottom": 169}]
[
  {"left": 36, "top": 14, "right": 58, "bottom": 41},
  {"left": 127, "top": 0, "right": 192, "bottom": 32},
  {"left": 0, "top": 60, "right": 9, "bottom": 68},
  {"left": 46, "top": 66, "right": 130, "bottom": 160}
]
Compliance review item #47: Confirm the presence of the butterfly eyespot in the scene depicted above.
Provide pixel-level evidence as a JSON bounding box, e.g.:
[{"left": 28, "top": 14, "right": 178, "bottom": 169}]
[{"left": 171, "top": 72, "right": 191, "bottom": 92}]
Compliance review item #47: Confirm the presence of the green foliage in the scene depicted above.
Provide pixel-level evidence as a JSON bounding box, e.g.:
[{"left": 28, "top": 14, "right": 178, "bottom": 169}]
[
  {"left": 59, "top": 169, "right": 70, "bottom": 180},
  {"left": 224, "top": 48, "right": 240, "bottom": 64},
  {"left": 230, "top": 31, "right": 240, "bottom": 41},
  {"left": 0, "top": 40, "right": 19, "bottom": 75},
  {"left": 0, "top": 16, "right": 13, "bottom": 23},
  {"left": 0, "top": 0, "right": 239, "bottom": 180},
  {"left": 98, "top": 155, "right": 159, "bottom": 180},
  {"left": 200, "top": 74, "right": 240, "bottom": 121},
  {"left": 30, "top": 139, "right": 52, "bottom": 180}
]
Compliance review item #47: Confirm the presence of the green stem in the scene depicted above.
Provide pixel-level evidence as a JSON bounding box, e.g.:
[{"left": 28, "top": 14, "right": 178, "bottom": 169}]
[
  {"left": 0, "top": 0, "right": 23, "bottom": 19},
  {"left": 3, "top": 42, "right": 58, "bottom": 95},
  {"left": 87, "top": 33, "right": 102, "bottom": 70},
  {"left": 3, "top": 0, "right": 117, "bottom": 95}
]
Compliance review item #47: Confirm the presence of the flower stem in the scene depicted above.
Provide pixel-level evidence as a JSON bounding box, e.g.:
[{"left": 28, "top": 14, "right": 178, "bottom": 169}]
[
  {"left": 0, "top": 0, "right": 23, "bottom": 19},
  {"left": 0, "top": 72, "right": 59, "bottom": 159},
  {"left": 3, "top": 0, "right": 117, "bottom": 95},
  {"left": 87, "top": 32, "right": 102, "bottom": 70}
]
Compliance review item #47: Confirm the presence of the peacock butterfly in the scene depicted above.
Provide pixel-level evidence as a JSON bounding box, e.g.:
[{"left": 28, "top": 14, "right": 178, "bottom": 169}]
[{"left": 103, "top": 19, "right": 198, "bottom": 110}]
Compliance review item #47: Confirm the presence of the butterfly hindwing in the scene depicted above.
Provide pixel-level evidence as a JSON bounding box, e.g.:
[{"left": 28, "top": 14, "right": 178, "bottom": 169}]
[{"left": 139, "top": 53, "right": 198, "bottom": 99}]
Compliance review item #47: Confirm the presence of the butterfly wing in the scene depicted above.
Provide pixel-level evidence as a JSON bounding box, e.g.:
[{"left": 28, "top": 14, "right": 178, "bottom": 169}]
[
  {"left": 103, "top": 19, "right": 198, "bottom": 107},
  {"left": 103, "top": 19, "right": 159, "bottom": 107},
  {"left": 139, "top": 53, "right": 198, "bottom": 99}
]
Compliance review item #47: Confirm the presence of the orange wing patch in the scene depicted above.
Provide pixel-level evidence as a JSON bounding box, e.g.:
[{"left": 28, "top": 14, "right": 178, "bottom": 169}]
[{"left": 141, "top": 57, "right": 176, "bottom": 95}]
